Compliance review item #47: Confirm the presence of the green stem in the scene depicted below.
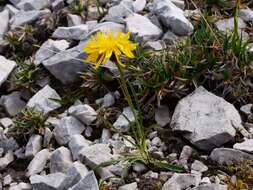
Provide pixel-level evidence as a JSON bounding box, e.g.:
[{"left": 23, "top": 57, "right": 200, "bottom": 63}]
[{"left": 115, "top": 63, "right": 150, "bottom": 163}]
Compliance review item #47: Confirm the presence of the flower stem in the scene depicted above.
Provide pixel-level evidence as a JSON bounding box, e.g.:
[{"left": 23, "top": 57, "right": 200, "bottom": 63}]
[{"left": 115, "top": 63, "right": 150, "bottom": 163}]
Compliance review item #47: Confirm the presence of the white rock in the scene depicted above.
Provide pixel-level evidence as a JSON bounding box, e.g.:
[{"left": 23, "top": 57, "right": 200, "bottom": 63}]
[
  {"left": 30, "top": 173, "right": 66, "bottom": 190},
  {"left": 25, "top": 135, "right": 42, "bottom": 158},
  {"left": 0, "top": 9, "right": 9, "bottom": 39},
  {"left": 105, "top": 0, "right": 134, "bottom": 23},
  {"left": 17, "top": 0, "right": 51, "bottom": 11},
  {"left": 191, "top": 160, "right": 208, "bottom": 173},
  {"left": 10, "top": 9, "right": 50, "bottom": 30},
  {"left": 68, "top": 171, "right": 99, "bottom": 190},
  {"left": 133, "top": 0, "right": 146, "bottom": 12},
  {"left": 233, "top": 139, "right": 253, "bottom": 153},
  {"left": 52, "top": 25, "right": 89, "bottom": 40},
  {"left": 67, "top": 14, "right": 83, "bottom": 26},
  {"left": 3, "top": 174, "right": 13, "bottom": 186},
  {"left": 78, "top": 144, "right": 116, "bottom": 179},
  {"left": 113, "top": 107, "right": 135, "bottom": 132},
  {"left": 42, "top": 41, "right": 88, "bottom": 84},
  {"left": 27, "top": 85, "right": 61, "bottom": 114},
  {"left": 53, "top": 116, "right": 85, "bottom": 145},
  {"left": 171, "top": 0, "right": 184, "bottom": 9},
  {"left": 161, "top": 173, "right": 201, "bottom": 190},
  {"left": 59, "top": 161, "right": 89, "bottom": 189},
  {"left": 209, "top": 148, "right": 253, "bottom": 165},
  {"left": 0, "top": 56, "right": 16, "bottom": 87},
  {"left": 50, "top": 146, "right": 73, "bottom": 173},
  {"left": 153, "top": 0, "right": 193, "bottom": 36},
  {"left": 119, "top": 182, "right": 138, "bottom": 190},
  {"left": 0, "top": 118, "right": 13, "bottom": 128},
  {"left": 144, "top": 40, "right": 164, "bottom": 51},
  {"left": 35, "top": 39, "right": 70, "bottom": 65},
  {"left": 0, "top": 91, "right": 26, "bottom": 116},
  {"left": 84, "top": 21, "right": 124, "bottom": 39},
  {"left": 0, "top": 151, "right": 14, "bottom": 170},
  {"left": 171, "top": 87, "right": 239, "bottom": 151},
  {"left": 155, "top": 105, "right": 171, "bottom": 127},
  {"left": 239, "top": 8, "right": 253, "bottom": 22},
  {"left": 4, "top": 5, "right": 19, "bottom": 17},
  {"left": 68, "top": 134, "right": 91, "bottom": 160},
  {"left": 126, "top": 13, "right": 163, "bottom": 41},
  {"left": 68, "top": 104, "right": 97, "bottom": 125},
  {"left": 26, "top": 149, "right": 50, "bottom": 176},
  {"left": 215, "top": 17, "right": 246, "bottom": 32},
  {"left": 192, "top": 184, "right": 227, "bottom": 190}
]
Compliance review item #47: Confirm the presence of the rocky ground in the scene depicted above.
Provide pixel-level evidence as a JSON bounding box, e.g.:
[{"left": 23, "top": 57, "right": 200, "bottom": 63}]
[{"left": 0, "top": 0, "right": 253, "bottom": 189}]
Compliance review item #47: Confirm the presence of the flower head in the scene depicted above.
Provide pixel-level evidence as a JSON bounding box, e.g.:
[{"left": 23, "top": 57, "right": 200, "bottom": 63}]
[{"left": 83, "top": 31, "right": 137, "bottom": 69}]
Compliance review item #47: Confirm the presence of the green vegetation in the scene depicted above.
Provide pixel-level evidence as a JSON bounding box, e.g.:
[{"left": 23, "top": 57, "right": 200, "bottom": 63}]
[{"left": 9, "top": 108, "right": 47, "bottom": 137}]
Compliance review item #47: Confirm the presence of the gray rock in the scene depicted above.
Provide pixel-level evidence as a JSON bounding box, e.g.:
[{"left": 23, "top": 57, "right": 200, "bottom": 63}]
[
  {"left": 68, "top": 104, "right": 97, "bottom": 125},
  {"left": 59, "top": 161, "right": 89, "bottom": 189},
  {"left": 17, "top": 0, "right": 51, "bottom": 11},
  {"left": 152, "top": 0, "right": 193, "bottom": 36},
  {"left": 42, "top": 42, "right": 88, "bottom": 84},
  {"left": 113, "top": 107, "right": 135, "bottom": 132},
  {"left": 50, "top": 146, "right": 73, "bottom": 173},
  {"left": 78, "top": 144, "right": 116, "bottom": 179},
  {"left": 126, "top": 13, "right": 162, "bottom": 41},
  {"left": 68, "top": 134, "right": 91, "bottom": 160},
  {"left": 25, "top": 135, "right": 42, "bottom": 158},
  {"left": 68, "top": 171, "right": 99, "bottom": 190},
  {"left": 35, "top": 39, "right": 70, "bottom": 65},
  {"left": 52, "top": 25, "right": 89, "bottom": 40},
  {"left": 26, "top": 149, "right": 50, "bottom": 176},
  {"left": 0, "top": 151, "right": 14, "bottom": 170},
  {"left": 239, "top": 8, "right": 253, "bottom": 22},
  {"left": 43, "top": 127, "right": 52, "bottom": 147},
  {"left": 171, "top": 87, "right": 239, "bottom": 151},
  {"left": 119, "top": 182, "right": 138, "bottom": 190},
  {"left": 191, "top": 160, "right": 208, "bottom": 173},
  {"left": 9, "top": 0, "right": 21, "bottom": 5},
  {"left": 155, "top": 105, "right": 171, "bottom": 127},
  {"left": 233, "top": 139, "right": 253, "bottom": 153},
  {"left": 10, "top": 9, "right": 50, "bottom": 30},
  {"left": 53, "top": 116, "right": 85, "bottom": 145},
  {"left": 161, "top": 173, "right": 201, "bottom": 190},
  {"left": 30, "top": 173, "right": 66, "bottom": 190},
  {"left": 215, "top": 17, "right": 246, "bottom": 32},
  {"left": 209, "top": 148, "right": 253, "bottom": 165},
  {"left": 0, "top": 56, "right": 17, "bottom": 87},
  {"left": 192, "top": 184, "right": 227, "bottom": 190},
  {"left": 27, "top": 85, "right": 61, "bottom": 114},
  {"left": 0, "top": 137, "right": 19, "bottom": 153},
  {"left": 0, "top": 91, "right": 26, "bottom": 116},
  {"left": 67, "top": 14, "right": 83, "bottom": 26},
  {"left": 0, "top": 9, "right": 9, "bottom": 39},
  {"left": 133, "top": 0, "right": 146, "bottom": 12}
]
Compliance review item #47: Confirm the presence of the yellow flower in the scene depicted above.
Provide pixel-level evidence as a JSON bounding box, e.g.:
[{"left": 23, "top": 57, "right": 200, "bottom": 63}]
[{"left": 83, "top": 31, "right": 137, "bottom": 69}]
